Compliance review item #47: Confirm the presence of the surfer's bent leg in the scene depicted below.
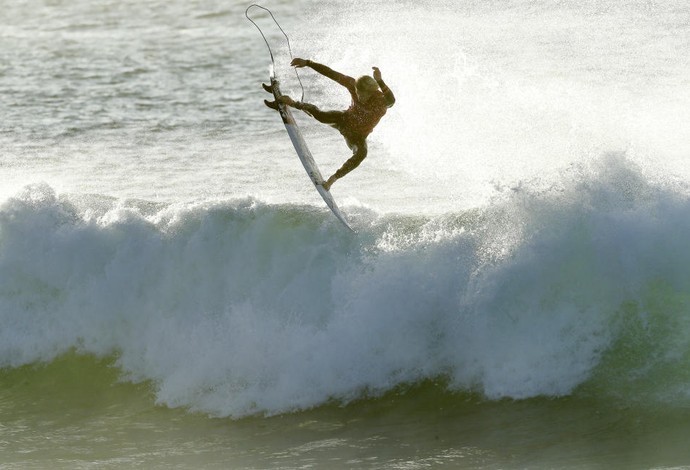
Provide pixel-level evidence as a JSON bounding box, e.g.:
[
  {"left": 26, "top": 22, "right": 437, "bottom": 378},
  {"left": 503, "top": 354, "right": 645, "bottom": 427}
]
[
  {"left": 293, "top": 102, "right": 344, "bottom": 125},
  {"left": 323, "top": 139, "right": 368, "bottom": 190}
]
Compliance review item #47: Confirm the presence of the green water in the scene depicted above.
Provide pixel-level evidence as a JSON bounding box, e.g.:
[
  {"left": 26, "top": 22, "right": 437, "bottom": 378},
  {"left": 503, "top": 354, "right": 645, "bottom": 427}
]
[
  {"left": 3, "top": 0, "right": 690, "bottom": 467},
  {"left": 2, "top": 354, "right": 690, "bottom": 469}
]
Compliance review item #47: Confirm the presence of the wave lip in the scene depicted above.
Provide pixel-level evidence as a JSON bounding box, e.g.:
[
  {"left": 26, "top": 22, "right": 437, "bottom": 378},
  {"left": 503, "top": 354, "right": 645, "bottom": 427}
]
[{"left": 2, "top": 158, "right": 690, "bottom": 417}]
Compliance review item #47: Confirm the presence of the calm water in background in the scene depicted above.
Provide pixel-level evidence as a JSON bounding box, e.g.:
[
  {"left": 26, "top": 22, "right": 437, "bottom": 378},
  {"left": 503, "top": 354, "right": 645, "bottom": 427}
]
[{"left": 2, "top": 0, "right": 690, "bottom": 468}]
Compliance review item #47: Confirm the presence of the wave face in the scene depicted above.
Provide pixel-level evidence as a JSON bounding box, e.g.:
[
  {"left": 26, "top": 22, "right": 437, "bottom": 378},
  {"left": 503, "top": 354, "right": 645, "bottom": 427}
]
[{"left": 2, "top": 155, "right": 690, "bottom": 417}]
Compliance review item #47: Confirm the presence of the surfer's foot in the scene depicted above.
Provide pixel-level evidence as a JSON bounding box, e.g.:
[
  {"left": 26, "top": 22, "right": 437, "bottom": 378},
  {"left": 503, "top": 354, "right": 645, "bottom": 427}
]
[
  {"left": 264, "top": 99, "right": 279, "bottom": 111},
  {"left": 322, "top": 176, "right": 337, "bottom": 191},
  {"left": 262, "top": 83, "right": 273, "bottom": 93},
  {"left": 278, "top": 95, "right": 296, "bottom": 107}
]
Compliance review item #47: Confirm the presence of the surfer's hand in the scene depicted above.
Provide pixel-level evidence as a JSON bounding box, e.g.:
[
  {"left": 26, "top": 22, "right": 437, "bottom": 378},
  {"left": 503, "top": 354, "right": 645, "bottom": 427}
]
[
  {"left": 291, "top": 58, "right": 309, "bottom": 68},
  {"left": 372, "top": 67, "right": 382, "bottom": 81}
]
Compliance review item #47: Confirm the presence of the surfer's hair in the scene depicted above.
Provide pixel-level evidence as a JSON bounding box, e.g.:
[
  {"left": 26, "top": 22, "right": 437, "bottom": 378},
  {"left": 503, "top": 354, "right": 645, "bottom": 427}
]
[
  {"left": 356, "top": 75, "right": 379, "bottom": 93},
  {"left": 355, "top": 75, "right": 379, "bottom": 101}
]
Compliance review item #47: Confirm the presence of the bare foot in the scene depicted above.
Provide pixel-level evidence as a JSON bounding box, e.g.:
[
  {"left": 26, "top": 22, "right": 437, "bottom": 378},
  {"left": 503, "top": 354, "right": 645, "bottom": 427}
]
[
  {"left": 322, "top": 176, "right": 336, "bottom": 191},
  {"left": 278, "top": 95, "right": 296, "bottom": 106}
]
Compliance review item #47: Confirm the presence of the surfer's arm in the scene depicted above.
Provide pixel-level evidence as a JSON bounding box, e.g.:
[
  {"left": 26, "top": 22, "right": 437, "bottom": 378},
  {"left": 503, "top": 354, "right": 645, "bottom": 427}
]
[
  {"left": 291, "top": 58, "right": 356, "bottom": 90},
  {"left": 372, "top": 67, "right": 395, "bottom": 107}
]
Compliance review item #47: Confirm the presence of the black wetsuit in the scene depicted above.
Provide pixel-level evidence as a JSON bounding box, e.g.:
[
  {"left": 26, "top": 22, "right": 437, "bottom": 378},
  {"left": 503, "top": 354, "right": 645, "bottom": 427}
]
[{"left": 292, "top": 61, "right": 395, "bottom": 184}]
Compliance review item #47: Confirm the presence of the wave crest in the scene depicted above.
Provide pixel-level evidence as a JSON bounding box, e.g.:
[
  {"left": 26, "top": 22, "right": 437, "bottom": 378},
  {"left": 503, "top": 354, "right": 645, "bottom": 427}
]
[{"left": 2, "top": 157, "right": 690, "bottom": 416}]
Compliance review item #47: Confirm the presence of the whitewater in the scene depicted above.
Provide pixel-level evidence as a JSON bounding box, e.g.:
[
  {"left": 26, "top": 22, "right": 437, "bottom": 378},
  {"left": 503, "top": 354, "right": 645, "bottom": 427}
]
[{"left": 2, "top": 0, "right": 690, "bottom": 468}]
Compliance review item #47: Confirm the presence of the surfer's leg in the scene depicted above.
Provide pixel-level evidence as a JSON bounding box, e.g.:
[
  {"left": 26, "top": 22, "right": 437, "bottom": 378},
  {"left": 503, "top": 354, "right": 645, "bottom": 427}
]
[
  {"left": 267, "top": 97, "right": 343, "bottom": 125},
  {"left": 293, "top": 102, "right": 344, "bottom": 125},
  {"left": 323, "top": 139, "right": 368, "bottom": 191}
]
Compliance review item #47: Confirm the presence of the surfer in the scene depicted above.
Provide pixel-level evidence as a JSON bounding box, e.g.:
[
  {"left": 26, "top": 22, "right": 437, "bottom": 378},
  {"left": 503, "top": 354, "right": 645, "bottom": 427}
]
[{"left": 265, "top": 58, "right": 395, "bottom": 191}]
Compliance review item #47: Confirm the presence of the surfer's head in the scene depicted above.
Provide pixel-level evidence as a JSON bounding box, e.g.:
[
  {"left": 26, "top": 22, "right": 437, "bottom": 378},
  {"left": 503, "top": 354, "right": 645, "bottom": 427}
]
[{"left": 355, "top": 75, "right": 379, "bottom": 101}]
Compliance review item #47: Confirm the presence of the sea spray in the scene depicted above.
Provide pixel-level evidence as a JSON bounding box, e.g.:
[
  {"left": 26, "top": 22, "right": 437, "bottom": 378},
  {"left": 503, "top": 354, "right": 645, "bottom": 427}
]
[{"left": 1, "top": 156, "right": 689, "bottom": 417}]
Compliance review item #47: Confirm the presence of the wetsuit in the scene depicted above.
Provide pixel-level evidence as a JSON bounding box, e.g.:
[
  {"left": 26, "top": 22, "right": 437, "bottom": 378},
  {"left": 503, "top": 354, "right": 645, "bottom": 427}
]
[{"left": 292, "top": 60, "right": 395, "bottom": 185}]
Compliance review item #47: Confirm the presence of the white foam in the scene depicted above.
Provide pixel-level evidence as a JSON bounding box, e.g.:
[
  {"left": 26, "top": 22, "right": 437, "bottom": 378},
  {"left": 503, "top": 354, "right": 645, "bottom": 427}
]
[{"left": 3, "top": 156, "right": 690, "bottom": 416}]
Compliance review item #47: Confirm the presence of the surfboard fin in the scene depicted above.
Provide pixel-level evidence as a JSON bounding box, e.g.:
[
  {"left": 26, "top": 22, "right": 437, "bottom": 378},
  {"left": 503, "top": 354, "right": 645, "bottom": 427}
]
[
  {"left": 262, "top": 83, "right": 273, "bottom": 93},
  {"left": 264, "top": 99, "right": 279, "bottom": 110}
]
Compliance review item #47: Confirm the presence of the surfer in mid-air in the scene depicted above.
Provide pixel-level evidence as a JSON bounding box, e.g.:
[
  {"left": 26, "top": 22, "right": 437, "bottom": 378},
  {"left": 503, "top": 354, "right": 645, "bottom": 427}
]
[{"left": 264, "top": 58, "right": 395, "bottom": 191}]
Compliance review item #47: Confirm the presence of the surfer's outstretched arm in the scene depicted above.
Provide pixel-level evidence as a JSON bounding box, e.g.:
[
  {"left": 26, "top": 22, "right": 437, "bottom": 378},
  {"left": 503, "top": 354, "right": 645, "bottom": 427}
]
[
  {"left": 291, "top": 58, "right": 356, "bottom": 92},
  {"left": 372, "top": 67, "right": 396, "bottom": 107}
]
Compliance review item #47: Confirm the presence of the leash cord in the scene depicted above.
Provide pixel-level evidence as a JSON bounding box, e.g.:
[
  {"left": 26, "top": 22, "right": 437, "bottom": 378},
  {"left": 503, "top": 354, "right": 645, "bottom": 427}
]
[{"left": 245, "top": 4, "right": 305, "bottom": 102}]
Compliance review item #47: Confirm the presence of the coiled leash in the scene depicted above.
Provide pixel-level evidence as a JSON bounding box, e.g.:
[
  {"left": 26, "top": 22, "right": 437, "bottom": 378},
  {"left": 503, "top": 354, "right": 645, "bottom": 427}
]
[{"left": 245, "top": 4, "right": 305, "bottom": 102}]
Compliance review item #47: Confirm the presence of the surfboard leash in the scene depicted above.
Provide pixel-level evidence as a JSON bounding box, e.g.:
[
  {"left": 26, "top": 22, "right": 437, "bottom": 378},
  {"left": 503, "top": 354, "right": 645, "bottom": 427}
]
[{"left": 245, "top": 4, "right": 305, "bottom": 102}]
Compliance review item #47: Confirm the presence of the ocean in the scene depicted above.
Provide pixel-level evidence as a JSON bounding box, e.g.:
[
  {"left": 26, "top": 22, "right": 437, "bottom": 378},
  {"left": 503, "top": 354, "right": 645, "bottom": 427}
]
[{"left": 2, "top": 0, "right": 690, "bottom": 468}]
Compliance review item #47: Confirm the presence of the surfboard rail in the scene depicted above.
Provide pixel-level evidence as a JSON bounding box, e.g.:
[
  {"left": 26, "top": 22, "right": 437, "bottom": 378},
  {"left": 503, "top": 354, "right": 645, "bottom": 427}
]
[{"left": 268, "top": 75, "right": 354, "bottom": 232}]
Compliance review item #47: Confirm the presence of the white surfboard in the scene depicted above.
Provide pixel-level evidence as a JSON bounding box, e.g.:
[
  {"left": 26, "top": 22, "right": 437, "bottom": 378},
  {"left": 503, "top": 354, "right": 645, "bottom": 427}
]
[{"left": 268, "top": 74, "right": 354, "bottom": 232}]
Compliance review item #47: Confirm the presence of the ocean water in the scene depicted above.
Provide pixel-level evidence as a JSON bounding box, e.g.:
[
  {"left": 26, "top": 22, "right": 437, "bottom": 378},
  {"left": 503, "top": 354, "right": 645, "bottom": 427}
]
[{"left": 2, "top": 0, "right": 690, "bottom": 468}]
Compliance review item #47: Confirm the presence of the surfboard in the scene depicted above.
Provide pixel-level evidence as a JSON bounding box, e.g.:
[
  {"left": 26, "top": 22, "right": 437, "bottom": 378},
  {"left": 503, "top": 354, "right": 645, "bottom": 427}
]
[{"left": 266, "top": 74, "right": 355, "bottom": 232}]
